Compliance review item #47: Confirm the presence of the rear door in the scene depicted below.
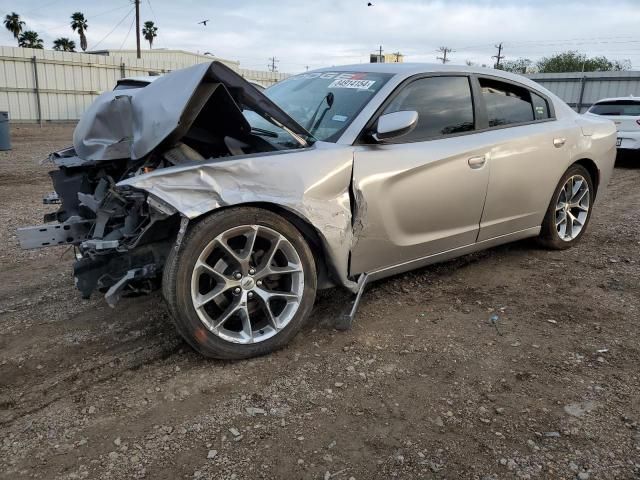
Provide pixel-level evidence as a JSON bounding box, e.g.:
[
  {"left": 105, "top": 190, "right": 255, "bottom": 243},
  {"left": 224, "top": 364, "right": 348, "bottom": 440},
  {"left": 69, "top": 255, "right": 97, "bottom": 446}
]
[
  {"left": 473, "top": 76, "right": 575, "bottom": 241},
  {"left": 350, "top": 74, "right": 491, "bottom": 274}
]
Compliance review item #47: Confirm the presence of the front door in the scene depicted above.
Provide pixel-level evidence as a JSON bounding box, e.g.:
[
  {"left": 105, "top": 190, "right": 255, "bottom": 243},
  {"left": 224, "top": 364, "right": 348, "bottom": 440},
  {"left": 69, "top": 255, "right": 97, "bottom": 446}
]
[{"left": 350, "top": 75, "right": 491, "bottom": 275}]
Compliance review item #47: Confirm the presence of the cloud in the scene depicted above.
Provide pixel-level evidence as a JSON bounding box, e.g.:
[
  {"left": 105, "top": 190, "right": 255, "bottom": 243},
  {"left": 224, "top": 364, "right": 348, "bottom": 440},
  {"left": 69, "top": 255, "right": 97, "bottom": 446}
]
[{"left": 2, "top": 0, "right": 640, "bottom": 71}]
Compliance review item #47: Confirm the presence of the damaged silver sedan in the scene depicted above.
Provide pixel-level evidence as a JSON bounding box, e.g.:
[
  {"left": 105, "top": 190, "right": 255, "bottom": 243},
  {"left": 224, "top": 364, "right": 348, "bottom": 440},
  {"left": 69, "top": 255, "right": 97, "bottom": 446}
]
[{"left": 19, "top": 61, "right": 616, "bottom": 359}]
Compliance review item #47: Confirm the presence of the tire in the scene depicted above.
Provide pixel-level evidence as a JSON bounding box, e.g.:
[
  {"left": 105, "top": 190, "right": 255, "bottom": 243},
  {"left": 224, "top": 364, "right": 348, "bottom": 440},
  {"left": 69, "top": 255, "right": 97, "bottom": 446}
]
[
  {"left": 538, "top": 164, "right": 595, "bottom": 250},
  {"left": 162, "top": 207, "right": 317, "bottom": 359}
]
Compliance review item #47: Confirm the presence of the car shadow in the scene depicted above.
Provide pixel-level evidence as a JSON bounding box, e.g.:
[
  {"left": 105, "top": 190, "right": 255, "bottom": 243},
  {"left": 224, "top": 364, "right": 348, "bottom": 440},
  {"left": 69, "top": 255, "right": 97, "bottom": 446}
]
[
  {"left": 311, "top": 237, "right": 538, "bottom": 330},
  {"left": 615, "top": 151, "right": 639, "bottom": 168}
]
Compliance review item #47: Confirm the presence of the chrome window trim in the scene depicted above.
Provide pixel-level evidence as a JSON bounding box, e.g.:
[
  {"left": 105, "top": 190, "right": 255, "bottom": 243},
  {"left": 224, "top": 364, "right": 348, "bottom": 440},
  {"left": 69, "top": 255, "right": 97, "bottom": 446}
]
[{"left": 352, "top": 71, "right": 558, "bottom": 146}]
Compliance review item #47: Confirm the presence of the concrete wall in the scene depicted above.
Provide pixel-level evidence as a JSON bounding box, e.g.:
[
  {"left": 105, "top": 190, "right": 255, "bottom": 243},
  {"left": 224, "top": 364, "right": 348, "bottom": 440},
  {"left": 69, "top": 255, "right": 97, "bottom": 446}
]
[
  {"left": 527, "top": 71, "right": 640, "bottom": 113},
  {"left": 0, "top": 46, "right": 289, "bottom": 122}
]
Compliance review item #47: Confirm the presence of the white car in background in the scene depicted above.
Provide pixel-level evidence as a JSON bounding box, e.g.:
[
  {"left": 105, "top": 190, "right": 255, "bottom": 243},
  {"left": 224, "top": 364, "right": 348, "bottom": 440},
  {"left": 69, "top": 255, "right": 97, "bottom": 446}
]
[{"left": 585, "top": 97, "right": 640, "bottom": 152}]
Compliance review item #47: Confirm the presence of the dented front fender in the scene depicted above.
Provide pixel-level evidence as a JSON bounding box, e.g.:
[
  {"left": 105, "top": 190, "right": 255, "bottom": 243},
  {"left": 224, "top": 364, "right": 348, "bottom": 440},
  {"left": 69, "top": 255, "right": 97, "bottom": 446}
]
[{"left": 118, "top": 142, "right": 358, "bottom": 290}]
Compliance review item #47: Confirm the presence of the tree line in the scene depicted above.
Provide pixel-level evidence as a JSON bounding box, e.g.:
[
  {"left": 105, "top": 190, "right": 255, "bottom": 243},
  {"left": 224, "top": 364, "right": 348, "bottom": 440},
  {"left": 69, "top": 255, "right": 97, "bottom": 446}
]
[
  {"left": 494, "top": 51, "right": 631, "bottom": 74},
  {"left": 3, "top": 12, "right": 158, "bottom": 52}
]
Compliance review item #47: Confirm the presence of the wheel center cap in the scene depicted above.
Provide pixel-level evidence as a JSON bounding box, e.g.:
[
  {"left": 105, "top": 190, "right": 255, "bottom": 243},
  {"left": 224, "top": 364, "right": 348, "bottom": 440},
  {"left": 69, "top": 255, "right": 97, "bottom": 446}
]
[{"left": 241, "top": 277, "right": 255, "bottom": 290}]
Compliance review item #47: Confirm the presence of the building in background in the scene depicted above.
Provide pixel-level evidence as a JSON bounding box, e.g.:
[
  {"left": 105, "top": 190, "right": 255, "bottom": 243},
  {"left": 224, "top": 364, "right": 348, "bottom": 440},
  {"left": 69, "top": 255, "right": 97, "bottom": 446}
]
[
  {"left": 369, "top": 51, "right": 404, "bottom": 63},
  {"left": 0, "top": 46, "right": 289, "bottom": 122},
  {"left": 88, "top": 48, "right": 240, "bottom": 72}
]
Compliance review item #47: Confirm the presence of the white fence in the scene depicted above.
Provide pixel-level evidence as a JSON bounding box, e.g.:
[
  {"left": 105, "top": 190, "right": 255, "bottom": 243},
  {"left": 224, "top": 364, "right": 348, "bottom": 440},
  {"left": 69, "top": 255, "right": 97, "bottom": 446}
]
[{"left": 0, "top": 46, "right": 289, "bottom": 122}]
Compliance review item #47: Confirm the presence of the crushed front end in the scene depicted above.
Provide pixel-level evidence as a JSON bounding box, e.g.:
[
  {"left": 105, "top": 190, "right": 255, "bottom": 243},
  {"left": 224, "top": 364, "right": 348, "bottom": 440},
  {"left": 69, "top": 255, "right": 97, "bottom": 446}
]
[
  {"left": 18, "top": 147, "right": 182, "bottom": 305},
  {"left": 16, "top": 60, "right": 314, "bottom": 306}
]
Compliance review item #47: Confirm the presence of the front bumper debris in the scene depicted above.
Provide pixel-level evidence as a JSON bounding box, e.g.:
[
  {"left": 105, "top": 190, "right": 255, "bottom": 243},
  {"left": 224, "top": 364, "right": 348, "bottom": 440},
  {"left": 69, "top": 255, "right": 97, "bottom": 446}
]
[
  {"left": 18, "top": 152, "right": 181, "bottom": 304},
  {"left": 17, "top": 218, "right": 91, "bottom": 249}
]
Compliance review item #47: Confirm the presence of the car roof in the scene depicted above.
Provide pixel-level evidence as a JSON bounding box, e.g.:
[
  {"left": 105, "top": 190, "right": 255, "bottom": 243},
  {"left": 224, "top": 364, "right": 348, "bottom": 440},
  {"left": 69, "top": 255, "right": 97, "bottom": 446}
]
[
  {"left": 309, "top": 62, "right": 550, "bottom": 93},
  {"left": 314, "top": 62, "right": 482, "bottom": 74}
]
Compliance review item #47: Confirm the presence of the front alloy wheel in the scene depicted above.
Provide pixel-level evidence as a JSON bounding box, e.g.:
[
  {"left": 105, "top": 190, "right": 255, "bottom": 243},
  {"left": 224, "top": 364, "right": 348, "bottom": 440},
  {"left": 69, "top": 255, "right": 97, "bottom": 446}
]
[
  {"left": 191, "top": 225, "right": 304, "bottom": 344},
  {"left": 163, "top": 207, "right": 317, "bottom": 359}
]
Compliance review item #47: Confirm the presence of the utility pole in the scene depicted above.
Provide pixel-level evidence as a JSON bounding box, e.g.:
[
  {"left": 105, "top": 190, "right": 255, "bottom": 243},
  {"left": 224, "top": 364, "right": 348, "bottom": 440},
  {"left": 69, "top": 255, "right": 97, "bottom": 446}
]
[
  {"left": 492, "top": 42, "right": 504, "bottom": 68},
  {"left": 378, "top": 45, "right": 383, "bottom": 62},
  {"left": 135, "top": 0, "right": 141, "bottom": 59},
  {"left": 436, "top": 46, "right": 452, "bottom": 64},
  {"left": 305, "top": 65, "right": 309, "bottom": 71},
  {"left": 268, "top": 57, "right": 279, "bottom": 72},
  {"left": 393, "top": 51, "right": 401, "bottom": 62}
]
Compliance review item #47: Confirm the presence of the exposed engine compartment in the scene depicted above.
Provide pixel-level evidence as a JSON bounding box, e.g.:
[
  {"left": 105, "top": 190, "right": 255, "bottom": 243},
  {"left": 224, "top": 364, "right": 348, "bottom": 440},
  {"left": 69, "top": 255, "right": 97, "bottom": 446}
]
[{"left": 17, "top": 61, "right": 313, "bottom": 304}]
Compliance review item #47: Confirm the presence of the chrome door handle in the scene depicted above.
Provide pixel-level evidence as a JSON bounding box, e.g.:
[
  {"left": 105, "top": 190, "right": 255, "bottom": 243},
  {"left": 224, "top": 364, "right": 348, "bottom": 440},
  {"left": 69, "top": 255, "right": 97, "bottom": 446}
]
[
  {"left": 468, "top": 155, "right": 486, "bottom": 169},
  {"left": 553, "top": 137, "right": 566, "bottom": 148}
]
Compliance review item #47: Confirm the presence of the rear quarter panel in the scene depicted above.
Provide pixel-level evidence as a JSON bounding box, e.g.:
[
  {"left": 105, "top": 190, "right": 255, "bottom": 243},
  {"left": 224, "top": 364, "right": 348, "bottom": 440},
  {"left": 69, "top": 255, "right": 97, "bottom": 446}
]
[{"left": 573, "top": 115, "right": 617, "bottom": 199}]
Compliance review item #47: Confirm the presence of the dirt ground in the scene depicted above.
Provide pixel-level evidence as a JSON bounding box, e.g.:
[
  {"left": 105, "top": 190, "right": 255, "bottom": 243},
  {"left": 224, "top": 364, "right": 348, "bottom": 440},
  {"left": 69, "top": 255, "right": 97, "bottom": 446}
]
[{"left": 0, "top": 124, "right": 639, "bottom": 480}]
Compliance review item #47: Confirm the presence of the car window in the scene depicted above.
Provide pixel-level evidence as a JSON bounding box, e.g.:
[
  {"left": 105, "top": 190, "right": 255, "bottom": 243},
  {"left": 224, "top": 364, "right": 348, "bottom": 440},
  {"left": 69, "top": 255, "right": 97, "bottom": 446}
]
[
  {"left": 531, "top": 92, "right": 550, "bottom": 120},
  {"left": 382, "top": 76, "right": 475, "bottom": 142},
  {"left": 588, "top": 100, "right": 640, "bottom": 116},
  {"left": 263, "top": 71, "right": 393, "bottom": 142},
  {"left": 480, "top": 78, "right": 534, "bottom": 127}
]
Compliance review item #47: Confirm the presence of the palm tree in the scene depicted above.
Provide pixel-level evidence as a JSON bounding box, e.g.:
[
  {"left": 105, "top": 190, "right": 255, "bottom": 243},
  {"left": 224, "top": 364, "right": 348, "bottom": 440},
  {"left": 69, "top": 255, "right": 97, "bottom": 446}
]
[
  {"left": 4, "top": 12, "right": 25, "bottom": 45},
  {"left": 18, "top": 30, "right": 44, "bottom": 49},
  {"left": 142, "top": 21, "right": 157, "bottom": 49},
  {"left": 53, "top": 37, "right": 76, "bottom": 52},
  {"left": 70, "top": 12, "right": 88, "bottom": 51}
]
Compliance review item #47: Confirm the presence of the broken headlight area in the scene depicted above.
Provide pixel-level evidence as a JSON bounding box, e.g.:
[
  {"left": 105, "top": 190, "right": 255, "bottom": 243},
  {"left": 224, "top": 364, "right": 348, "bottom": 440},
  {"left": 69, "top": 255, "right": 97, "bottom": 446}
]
[
  {"left": 18, "top": 61, "right": 317, "bottom": 305},
  {"left": 18, "top": 149, "right": 182, "bottom": 305}
]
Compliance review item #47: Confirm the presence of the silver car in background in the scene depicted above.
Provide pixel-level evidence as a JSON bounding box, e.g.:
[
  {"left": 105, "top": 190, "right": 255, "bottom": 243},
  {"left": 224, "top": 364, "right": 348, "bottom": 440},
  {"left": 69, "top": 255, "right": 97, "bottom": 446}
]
[{"left": 18, "top": 62, "right": 616, "bottom": 359}]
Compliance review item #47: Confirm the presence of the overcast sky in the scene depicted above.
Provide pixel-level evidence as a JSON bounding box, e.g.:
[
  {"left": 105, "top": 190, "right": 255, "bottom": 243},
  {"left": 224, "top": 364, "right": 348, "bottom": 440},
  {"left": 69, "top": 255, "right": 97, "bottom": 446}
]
[{"left": 2, "top": 0, "right": 640, "bottom": 72}]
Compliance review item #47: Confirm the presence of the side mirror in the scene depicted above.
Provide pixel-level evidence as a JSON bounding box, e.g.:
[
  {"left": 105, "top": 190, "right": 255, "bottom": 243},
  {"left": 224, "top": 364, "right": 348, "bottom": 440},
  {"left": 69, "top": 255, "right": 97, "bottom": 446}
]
[{"left": 374, "top": 110, "right": 418, "bottom": 141}]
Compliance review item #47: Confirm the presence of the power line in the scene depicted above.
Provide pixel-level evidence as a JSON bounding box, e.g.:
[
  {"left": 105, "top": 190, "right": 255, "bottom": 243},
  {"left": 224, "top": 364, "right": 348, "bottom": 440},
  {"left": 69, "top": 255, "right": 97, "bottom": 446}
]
[
  {"left": 134, "top": 0, "right": 141, "bottom": 58},
  {"left": 374, "top": 45, "right": 383, "bottom": 62},
  {"left": 436, "top": 46, "right": 453, "bottom": 64},
  {"left": 22, "top": 3, "right": 133, "bottom": 38},
  {"left": 21, "top": 0, "right": 63, "bottom": 16},
  {"left": 89, "top": 6, "right": 135, "bottom": 51},
  {"left": 119, "top": 11, "right": 136, "bottom": 50},
  {"left": 267, "top": 56, "right": 279, "bottom": 72},
  {"left": 145, "top": 0, "right": 163, "bottom": 49},
  {"left": 145, "top": 0, "right": 158, "bottom": 19},
  {"left": 454, "top": 35, "right": 640, "bottom": 52},
  {"left": 492, "top": 42, "right": 504, "bottom": 67}
]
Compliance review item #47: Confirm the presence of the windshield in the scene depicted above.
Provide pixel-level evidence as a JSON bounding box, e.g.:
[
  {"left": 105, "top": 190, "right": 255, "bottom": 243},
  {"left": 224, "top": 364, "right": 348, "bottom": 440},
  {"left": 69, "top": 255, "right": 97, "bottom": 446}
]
[
  {"left": 589, "top": 100, "right": 640, "bottom": 116},
  {"left": 254, "top": 71, "right": 393, "bottom": 142}
]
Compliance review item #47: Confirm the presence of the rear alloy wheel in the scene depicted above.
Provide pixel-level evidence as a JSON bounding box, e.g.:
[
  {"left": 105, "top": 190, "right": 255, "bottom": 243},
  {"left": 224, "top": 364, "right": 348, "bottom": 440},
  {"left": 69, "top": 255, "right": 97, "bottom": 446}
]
[
  {"left": 539, "top": 164, "right": 594, "bottom": 249},
  {"left": 163, "top": 208, "right": 317, "bottom": 359},
  {"left": 555, "top": 175, "right": 590, "bottom": 241}
]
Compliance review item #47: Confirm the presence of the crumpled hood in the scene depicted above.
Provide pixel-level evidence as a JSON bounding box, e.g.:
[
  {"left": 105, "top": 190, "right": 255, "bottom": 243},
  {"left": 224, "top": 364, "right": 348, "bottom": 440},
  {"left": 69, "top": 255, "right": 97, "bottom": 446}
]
[{"left": 73, "top": 61, "right": 312, "bottom": 161}]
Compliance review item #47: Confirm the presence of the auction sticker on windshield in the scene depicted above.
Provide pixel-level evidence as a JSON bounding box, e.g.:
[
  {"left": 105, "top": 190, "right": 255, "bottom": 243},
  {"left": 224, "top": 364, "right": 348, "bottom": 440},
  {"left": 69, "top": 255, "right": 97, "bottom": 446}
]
[{"left": 328, "top": 79, "right": 376, "bottom": 89}]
